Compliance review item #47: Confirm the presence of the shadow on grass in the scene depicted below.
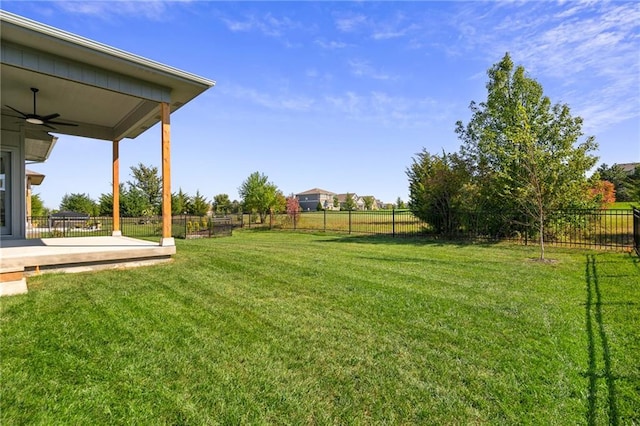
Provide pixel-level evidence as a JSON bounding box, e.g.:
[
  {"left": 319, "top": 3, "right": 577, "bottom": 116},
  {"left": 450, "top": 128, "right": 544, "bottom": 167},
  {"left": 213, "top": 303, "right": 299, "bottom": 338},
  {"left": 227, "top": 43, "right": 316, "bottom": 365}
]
[
  {"left": 585, "top": 254, "right": 619, "bottom": 425},
  {"left": 310, "top": 232, "right": 511, "bottom": 249}
]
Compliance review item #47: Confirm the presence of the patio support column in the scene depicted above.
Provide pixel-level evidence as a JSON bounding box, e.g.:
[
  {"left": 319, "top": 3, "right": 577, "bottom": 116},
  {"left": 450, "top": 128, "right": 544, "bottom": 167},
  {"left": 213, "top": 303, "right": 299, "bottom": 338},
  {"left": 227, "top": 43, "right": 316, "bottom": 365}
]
[
  {"left": 160, "top": 102, "right": 174, "bottom": 246},
  {"left": 26, "top": 178, "right": 32, "bottom": 224},
  {"left": 112, "top": 139, "right": 121, "bottom": 236}
]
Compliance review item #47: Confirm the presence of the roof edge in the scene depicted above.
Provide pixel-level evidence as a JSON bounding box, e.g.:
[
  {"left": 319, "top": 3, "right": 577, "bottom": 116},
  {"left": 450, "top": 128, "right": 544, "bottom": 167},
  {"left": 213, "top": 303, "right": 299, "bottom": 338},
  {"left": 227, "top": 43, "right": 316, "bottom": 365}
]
[{"left": 0, "top": 10, "right": 215, "bottom": 88}]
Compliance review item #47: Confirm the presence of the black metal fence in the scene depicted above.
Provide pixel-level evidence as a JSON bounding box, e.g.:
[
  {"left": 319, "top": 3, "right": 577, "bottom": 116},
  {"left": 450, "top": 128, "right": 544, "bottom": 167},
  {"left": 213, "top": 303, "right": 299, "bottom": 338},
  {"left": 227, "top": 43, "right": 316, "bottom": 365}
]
[
  {"left": 634, "top": 207, "right": 640, "bottom": 256},
  {"left": 26, "top": 214, "right": 242, "bottom": 240},
  {"left": 26, "top": 208, "right": 636, "bottom": 252},
  {"left": 240, "top": 209, "right": 636, "bottom": 251}
]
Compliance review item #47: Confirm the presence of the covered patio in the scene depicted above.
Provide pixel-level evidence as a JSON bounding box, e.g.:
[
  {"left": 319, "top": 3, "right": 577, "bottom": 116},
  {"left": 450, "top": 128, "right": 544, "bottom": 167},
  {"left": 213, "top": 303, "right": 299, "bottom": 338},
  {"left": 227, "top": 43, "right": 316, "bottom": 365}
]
[
  {"left": 0, "top": 11, "right": 214, "bottom": 295},
  {"left": 0, "top": 236, "right": 175, "bottom": 296}
]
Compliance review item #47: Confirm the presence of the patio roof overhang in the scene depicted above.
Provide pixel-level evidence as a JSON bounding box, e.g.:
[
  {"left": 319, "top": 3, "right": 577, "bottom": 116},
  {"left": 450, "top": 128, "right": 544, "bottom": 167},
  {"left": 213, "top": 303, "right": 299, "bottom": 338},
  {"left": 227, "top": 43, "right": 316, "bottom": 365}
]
[{"left": 0, "top": 10, "right": 215, "bottom": 151}]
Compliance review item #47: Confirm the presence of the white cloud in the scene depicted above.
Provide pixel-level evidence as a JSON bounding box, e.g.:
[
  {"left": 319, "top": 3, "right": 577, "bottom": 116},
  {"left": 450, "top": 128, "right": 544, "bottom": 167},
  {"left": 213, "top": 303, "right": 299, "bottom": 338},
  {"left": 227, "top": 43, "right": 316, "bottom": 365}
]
[
  {"left": 446, "top": 1, "right": 640, "bottom": 133},
  {"left": 335, "top": 14, "right": 367, "bottom": 32},
  {"left": 222, "top": 13, "right": 300, "bottom": 38},
  {"left": 219, "top": 83, "right": 315, "bottom": 112},
  {"left": 324, "top": 91, "right": 445, "bottom": 128},
  {"left": 54, "top": 0, "right": 179, "bottom": 21},
  {"left": 315, "top": 39, "right": 349, "bottom": 49},
  {"left": 348, "top": 59, "right": 395, "bottom": 81}
]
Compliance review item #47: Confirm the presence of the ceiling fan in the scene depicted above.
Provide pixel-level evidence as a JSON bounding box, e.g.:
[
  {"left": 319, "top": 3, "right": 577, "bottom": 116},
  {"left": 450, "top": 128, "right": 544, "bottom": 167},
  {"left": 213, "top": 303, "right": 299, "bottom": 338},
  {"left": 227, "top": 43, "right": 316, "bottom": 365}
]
[{"left": 5, "top": 87, "right": 78, "bottom": 130}]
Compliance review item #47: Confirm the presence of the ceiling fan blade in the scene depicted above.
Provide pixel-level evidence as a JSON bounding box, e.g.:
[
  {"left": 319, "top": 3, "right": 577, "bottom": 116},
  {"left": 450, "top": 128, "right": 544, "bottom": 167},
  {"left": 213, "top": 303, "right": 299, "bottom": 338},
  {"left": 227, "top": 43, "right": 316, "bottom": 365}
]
[
  {"left": 5, "top": 105, "right": 28, "bottom": 118},
  {"left": 40, "top": 113, "right": 60, "bottom": 121},
  {"left": 42, "top": 123, "right": 56, "bottom": 130},
  {"left": 46, "top": 120, "right": 78, "bottom": 127}
]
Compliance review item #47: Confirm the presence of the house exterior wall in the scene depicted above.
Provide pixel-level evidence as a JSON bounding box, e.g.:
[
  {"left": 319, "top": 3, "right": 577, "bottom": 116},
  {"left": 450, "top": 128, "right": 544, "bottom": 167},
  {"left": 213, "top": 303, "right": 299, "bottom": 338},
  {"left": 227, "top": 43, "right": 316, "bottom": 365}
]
[
  {"left": 0, "top": 129, "right": 26, "bottom": 239},
  {"left": 296, "top": 191, "right": 337, "bottom": 211}
]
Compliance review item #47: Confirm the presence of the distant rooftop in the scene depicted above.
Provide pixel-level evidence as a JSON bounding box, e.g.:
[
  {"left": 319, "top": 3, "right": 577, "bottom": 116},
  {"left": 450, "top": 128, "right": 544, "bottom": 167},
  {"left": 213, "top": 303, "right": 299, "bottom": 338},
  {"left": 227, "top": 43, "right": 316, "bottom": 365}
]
[{"left": 296, "top": 188, "right": 336, "bottom": 196}]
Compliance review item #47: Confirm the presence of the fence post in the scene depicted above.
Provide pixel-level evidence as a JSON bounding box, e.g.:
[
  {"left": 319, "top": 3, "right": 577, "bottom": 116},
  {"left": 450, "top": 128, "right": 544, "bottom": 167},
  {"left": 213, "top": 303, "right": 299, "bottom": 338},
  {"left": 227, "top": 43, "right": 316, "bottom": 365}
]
[
  {"left": 632, "top": 207, "right": 640, "bottom": 256},
  {"left": 392, "top": 208, "right": 396, "bottom": 238},
  {"left": 324, "top": 209, "right": 327, "bottom": 232},
  {"left": 349, "top": 210, "right": 352, "bottom": 234}
]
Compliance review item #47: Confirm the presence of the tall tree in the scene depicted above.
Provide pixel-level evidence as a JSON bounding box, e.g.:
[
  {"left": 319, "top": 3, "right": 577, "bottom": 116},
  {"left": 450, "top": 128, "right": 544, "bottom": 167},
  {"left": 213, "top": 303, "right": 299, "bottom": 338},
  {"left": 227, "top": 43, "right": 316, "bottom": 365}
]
[
  {"left": 407, "top": 150, "right": 471, "bottom": 234},
  {"left": 238, "top": 171, "right": 280, "bottom": 222},
  {"left": 396, "top": 197, "right": 406, "bottom": 209},
  {"left": 456, "top": 53, "right": 598, "bottom": 259},
  {"left": 362, "top": 196, "right": 375, "bottom": 210},
  {"left": 98, "top": 184, "right": 124, "bottom": 216},
  {"left": 128, "top": 163, "right": 162, "bottom": 214},
  {"left": 596, "top": 163, "right": 631, "bottom": 201},
  {"left": 212, "top": 193, "right": 232, "bottom": 214},
  {"left": 30, "top": 193, "right": 47, "bottom": 217},
  {"left": 626, "top": 166, "right": 640, "bottom": 202},
  {"left": 171, "top": 188, "right": 191, "bottom": 215},
  {"left": 59, "top": 193, "right": 97, "bottom": 215},
  {"left": 121, "top": 187, "right": 153, "bottom": 217},
  {"left": 343, "top": 193, "right": 356, "bottom": 211},
  {"left": 189, "top": 190, "right": 210, "bottom": 216}
]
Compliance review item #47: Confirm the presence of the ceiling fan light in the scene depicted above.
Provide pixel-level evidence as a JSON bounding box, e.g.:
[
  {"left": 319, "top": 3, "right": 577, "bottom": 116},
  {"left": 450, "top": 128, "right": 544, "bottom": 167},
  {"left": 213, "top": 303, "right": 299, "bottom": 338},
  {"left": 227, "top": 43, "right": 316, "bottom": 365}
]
[{"left": 26, "top": 117, "right": 44, "bottom": 125}]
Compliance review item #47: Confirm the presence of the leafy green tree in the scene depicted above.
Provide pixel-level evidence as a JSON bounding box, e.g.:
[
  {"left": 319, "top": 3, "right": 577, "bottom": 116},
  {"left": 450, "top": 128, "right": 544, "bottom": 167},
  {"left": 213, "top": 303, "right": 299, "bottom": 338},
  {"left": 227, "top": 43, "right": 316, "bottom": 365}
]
[
  {"left": 230, "top": 200, "right": 242, "bottom": 214},
  {"left": 30, "top": 193, "right": 47, "bottom": 217},
  {"left": 316, "top": 201, "right": 324, "bottom": 211},
  {"left": 98, "top": 183, "right": 125, "bottom": 216},
  {"left": 273, "top": 191, "right": 286, "bottom": 214},
  {"left": 456, "top": 53, "right": 598, "bottom": 259},
  {"left": 626, "top": 166, "right": 640, "bottom": 202},
  {"left": 171, "top": 188, "right": 191, "bottom": 215},
  {"left": 212, "top": 193, "right": 232, "bottom": 214},
  {"left": 407, "top": 150, "right": 471, "bottom": 234},
  {"left": 60, "top": 193, "right": 97, "bottom": 215},
  {"left": 128, "top": 163, "right": 162, "bottom": 214},
  {"left": 121, "top": 187, "right": 153, "bottom": 217},
  {"left": 189, "top": 190, "right": 210, "bottom": 216},
  {"left": 596, "top": 163, "right": 631, "bottom": 201},
  {"left": 333, "top": 195, "right": 340, "bottom": 209},
  {"left": 342, "top": 193, "right": 356, "bottom": 211},
  {"left": 238, "top": 171, "right": 280, "bottom": 222},
  {"left": 363, "top": 196, "right": 375, "bottom": 210},
  {"left": 395, "top": 197, "right": 406, "bottom": 209}
]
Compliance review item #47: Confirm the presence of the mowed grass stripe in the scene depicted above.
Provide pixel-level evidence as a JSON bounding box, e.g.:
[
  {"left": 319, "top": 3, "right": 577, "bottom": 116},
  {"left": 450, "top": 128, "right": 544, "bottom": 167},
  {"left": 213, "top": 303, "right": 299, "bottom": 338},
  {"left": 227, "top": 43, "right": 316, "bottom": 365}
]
[{"left": 1, "top": 231, "right": 638, "bottom": 424}]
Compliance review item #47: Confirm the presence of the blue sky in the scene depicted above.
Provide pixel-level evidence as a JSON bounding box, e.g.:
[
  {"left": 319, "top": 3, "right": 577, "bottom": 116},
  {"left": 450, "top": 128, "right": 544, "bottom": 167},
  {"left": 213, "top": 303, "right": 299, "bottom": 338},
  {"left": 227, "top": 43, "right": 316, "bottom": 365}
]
[{"left": 3, "top": 1, "right": 639, "bottom": 209}]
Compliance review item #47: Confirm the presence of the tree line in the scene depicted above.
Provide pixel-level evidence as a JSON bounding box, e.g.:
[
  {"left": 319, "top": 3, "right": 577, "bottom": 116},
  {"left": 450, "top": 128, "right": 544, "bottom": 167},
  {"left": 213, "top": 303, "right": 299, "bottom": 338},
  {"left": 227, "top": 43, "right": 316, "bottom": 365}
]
[
  {"left": 31, "top": 53, "right": 636, "bottom": 261},
  {"left": 41, "top": 167, "right": 407, "bottom": 220},
  {"left": 406, "top": 53, "right": 638, "bottom": 260}
]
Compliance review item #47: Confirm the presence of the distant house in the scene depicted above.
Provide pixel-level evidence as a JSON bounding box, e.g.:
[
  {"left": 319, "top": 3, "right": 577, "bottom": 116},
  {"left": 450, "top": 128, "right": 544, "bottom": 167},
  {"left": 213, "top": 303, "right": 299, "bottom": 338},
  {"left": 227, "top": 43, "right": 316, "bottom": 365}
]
[
  {"left": 359, "top": 195, "right": 383, "bottom": 210},
  {"left": 336, "top": 193, "right": 365, "bottom": 211},
  {"left": 617, "top": 162, "right": 639, "bottom": 175},
  {"left": 296, "top": 188, "right": 338, "bottom": 211}
]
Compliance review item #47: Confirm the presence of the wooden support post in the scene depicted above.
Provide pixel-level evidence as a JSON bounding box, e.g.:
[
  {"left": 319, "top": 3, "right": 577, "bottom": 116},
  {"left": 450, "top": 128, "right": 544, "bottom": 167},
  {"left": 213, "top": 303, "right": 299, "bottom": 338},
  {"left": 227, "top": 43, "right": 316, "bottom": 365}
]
[
  {"left": 112, "top": 140, "right": 121, "bottom": 236},
  {"left": 160, "top": 102, "right": 174, "bottom": 246},
  {"left": 26, "top": 180, "right": 32, "bottom": 223}
]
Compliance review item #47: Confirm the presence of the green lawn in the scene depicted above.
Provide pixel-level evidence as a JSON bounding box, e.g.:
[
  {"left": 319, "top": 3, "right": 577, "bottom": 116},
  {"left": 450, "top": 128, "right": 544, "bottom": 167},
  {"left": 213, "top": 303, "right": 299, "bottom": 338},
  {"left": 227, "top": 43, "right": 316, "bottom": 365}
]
[
  {"left": 611, "top": 201, "right": 638, "bottom": 210},
  {"left": 2, "top": 231, "right": 638, "bottom": 424}
]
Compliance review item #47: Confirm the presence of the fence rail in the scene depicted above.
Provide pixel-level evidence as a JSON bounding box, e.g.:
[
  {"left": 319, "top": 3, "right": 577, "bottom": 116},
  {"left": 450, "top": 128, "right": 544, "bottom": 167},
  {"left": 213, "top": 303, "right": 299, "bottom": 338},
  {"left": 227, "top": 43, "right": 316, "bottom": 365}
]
[
  {"left": 26, "top": 208, "right": 636, "bottom": 252},
  {"left": 26, "top": 214, "right": 242, "bottom": 240},
  {"left": 241, "top": 209, "right": 636, "bottom": 251}
]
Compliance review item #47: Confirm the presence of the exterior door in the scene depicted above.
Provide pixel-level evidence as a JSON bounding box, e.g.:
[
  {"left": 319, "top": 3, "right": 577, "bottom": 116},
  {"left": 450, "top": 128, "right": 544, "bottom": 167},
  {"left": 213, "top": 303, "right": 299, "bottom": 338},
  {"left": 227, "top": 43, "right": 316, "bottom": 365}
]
[{"left": 0, "top": 151, "right": 11, "bottom": 235}]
